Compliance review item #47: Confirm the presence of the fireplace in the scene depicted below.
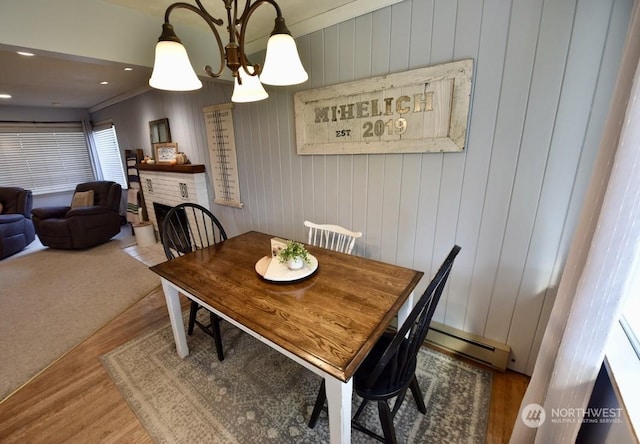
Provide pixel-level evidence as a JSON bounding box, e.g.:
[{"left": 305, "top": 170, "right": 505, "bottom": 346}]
[
  {"left": 137, "top": 163, "right": 210, "bottom": 236},
  {"left": 153, "top": 202, "right": 189, "bottom": 248}
]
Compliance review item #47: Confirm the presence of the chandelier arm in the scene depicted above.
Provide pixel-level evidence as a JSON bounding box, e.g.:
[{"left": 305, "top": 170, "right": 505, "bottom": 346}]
[
  {"left": 164, "top": 2, "right": 223, "bottom": 26},
  {"left": 236, "top": 0, "right": 252, "bottom": 25},
  {"left": 237, "top": 0, "right": 285, "bottom": 77},
  {"left": 225, "top": 1, "right": 236, "bottom": 46},
  {"left": 194, "top": 0, "right": 224, "bottom": 25},
  {"left": 237, "top": 0, "right": 282, "bottom": 23},
  {"left": 163, "top": 2, "right": 226, "bottom": 78}
]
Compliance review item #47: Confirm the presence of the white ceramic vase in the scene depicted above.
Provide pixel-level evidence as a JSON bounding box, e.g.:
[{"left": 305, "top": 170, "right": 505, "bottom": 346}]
[{"left": 287, "top": 257, "right": 304, "bottom": 270}]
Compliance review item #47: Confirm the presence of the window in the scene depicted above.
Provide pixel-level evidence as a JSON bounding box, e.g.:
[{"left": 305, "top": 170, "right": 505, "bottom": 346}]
[
  {"left": 92, "top": 122, "right": 127, "bottom": 189},
  {"left": 621, "top": 269, "right": 640, "bottom": 358},
  {"left": 0, "top": 123, "right": 94, "bottom": 194},
  {"left": 606, "top": 241, "right": 640, "bottom": 437}
]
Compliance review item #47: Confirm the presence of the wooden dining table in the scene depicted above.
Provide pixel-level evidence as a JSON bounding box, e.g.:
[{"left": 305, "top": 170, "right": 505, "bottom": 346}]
[{"left": 150, "top": 231, "right": 424, "bottom": 443}]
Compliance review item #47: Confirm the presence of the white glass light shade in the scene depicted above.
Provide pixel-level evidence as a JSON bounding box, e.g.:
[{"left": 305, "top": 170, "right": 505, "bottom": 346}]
[
  {"left": 149, "top": 41, "right": 203, "bottom": 91},
  {"left": 259, "top": 34, "right": 308, "bottom": 86},
  {"left": 232, "top": 68, "right": 269, "bottom": 103}
]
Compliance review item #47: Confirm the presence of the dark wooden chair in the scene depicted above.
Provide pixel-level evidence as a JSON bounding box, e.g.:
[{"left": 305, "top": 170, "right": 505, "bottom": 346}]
[
  {"left": 161, "top": 202, "right": 228, "bottom": 361},
  {"left": 308, "top": 245, "right": 462, "bottom": 443}
]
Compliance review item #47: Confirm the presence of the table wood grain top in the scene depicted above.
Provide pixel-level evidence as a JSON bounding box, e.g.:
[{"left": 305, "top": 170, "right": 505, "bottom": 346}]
[{"left": 150, "top": 231, "right": 424, "bottom": 382}]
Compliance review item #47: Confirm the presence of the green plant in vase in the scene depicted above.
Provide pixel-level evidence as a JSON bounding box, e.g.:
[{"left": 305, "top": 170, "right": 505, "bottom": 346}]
[{"left": 278, "top": 240, "right": 311, "bottom": 270}]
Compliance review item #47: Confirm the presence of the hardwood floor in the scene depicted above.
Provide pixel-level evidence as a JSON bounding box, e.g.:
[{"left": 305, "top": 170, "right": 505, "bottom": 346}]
[
  {"left": 0, "top": 286, "right": 172, "bottom": 444},
  {"left": 0, "top": 241, "right": 529, "bottom": 443},
  {"left": 487, "top": 366, "right": 531, "bottom": 443}
]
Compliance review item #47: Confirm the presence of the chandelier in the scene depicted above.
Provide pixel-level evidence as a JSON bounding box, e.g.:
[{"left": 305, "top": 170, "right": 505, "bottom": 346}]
[{"left": 148, "top": 0, "right": 308, "bottom": 103}]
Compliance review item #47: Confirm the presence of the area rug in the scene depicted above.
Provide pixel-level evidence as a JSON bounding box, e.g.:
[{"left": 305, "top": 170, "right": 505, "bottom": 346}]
[
  {"left": 0, "top": 238, "right": 160, "bottom": 400},
  {"left": 101, "top": 316, "right": 492, "bottom": 443}
]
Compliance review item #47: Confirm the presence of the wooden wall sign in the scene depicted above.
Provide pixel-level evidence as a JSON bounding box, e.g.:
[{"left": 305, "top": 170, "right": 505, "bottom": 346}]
[
  {"left": 202, "top": 103, "right": 243, "bottom": 208},
  {"left": 294, "top": 59, "right": 473, "bottom": 155}
]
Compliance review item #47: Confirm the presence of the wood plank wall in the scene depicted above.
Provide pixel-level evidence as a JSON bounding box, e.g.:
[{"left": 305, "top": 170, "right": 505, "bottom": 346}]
[{"left": 90, "top": 0, "right": 633, "bottom": 374}]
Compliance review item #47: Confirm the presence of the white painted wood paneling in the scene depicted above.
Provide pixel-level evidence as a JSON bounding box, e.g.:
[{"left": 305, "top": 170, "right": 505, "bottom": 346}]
[
  {"left": 90, "top": 0, "right": 633, "bottom": 374},
  {"left": 520, "top": 0, "right": 633, "bottom": 374},
  {"left": 445, "top": 1, "right": 498, "bottom": 333},
  {"left": 483, "top": 0, "right": 578, "bottom": 350},
  {"left": 462, "top": 0, "right": 513, "bottom": 337}
]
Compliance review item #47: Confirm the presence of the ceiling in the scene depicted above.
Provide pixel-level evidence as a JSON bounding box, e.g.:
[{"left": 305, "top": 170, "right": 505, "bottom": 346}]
[
  {"left": 0, "top": 44, "right": 153, "bottom": 110},
  {"left": 0, "top": 0, "right": 403, "bottom": 111}
]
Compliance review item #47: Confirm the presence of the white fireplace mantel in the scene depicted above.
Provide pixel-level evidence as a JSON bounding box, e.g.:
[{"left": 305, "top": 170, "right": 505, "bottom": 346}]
[{"left": 137, "top": 163, "right": 211, "bottom": 234}]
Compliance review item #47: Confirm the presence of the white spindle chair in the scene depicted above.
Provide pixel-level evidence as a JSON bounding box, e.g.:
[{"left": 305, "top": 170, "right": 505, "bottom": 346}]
[{"left": 304, "top": 220, "right": 362, "bottom": 255}]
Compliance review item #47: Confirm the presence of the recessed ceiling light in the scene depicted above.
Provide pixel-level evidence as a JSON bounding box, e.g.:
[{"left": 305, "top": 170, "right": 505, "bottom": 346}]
[
  {"left": 100, "top": 81, "right": 109, "bottom": 85},
  {"left": 17, "top": 51, "right": 34, "bottom": 57},
  {"left": 124, "top": 67, "right": 133, "bottom": 71},
  {"left": 0, "top": 94, "right": 12, "bottom": 99}
]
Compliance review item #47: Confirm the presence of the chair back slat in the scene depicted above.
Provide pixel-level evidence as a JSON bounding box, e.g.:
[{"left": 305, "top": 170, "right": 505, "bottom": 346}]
[
  {"left": 161, "top": 203, "right": 227, "bottom": 260},
  {"left": 304, "top": 220, "right": 362, "bottom": 255},
  {"left": 364, "top": 245, "right": 461, "bottom": 389}
]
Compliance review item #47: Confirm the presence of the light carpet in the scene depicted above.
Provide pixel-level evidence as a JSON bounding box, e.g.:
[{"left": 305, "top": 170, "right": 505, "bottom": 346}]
[
  {"left": 0, "top": 237, "right": 160, "bottom": 400},
  {"left": 101, "top": 316, "right": 492, "bottom": 443}
]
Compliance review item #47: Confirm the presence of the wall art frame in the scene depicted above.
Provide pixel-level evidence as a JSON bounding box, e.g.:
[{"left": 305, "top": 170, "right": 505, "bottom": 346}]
[{"left": 294, "top": 59, "right": 474, "bottom": 155}]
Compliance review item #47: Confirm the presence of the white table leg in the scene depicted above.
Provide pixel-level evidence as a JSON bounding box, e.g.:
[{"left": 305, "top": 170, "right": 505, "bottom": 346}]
[
  {"left": 325, "top": 376, "right": 352, "bottom": 444},
  {"left": 161, "top": 278, "right": 189, "bottom": 358}
]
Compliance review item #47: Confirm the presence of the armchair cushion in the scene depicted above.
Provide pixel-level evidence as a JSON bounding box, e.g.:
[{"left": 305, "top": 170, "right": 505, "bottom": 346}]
[
  {"left": 70, "top": 190, "right": 94, "bottom": 208},
  {"left": 31, "top": 181, "right": 122, "bottom": 250}
]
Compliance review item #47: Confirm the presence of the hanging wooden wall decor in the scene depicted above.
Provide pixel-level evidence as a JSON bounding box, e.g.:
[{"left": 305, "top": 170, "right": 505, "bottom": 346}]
[
  {"left": 202, "top": 103, "right": 243, "bottom": 208},
  {"left": 294, "top": 59, "right": 473, "bottom": 155}
]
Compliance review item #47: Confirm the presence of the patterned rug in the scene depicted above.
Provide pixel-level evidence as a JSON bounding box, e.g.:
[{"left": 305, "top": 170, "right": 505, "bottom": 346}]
[{"left": 101, "top": 315, "right": 492, "bottom": 443}]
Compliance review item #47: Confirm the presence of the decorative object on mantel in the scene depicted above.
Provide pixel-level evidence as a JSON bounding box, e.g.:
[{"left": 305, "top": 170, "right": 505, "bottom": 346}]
[
  {"left": 203, "top": 103, "right": 243, "bottom": 209},
  {"left": 149, "top": 118, "right": 171, "bottom": 149},
  {"left": 147, "top": 0, "right": 308, "bottom": 103},
  {"left": 174, "top": 152, "right": 189, "bottom": 165},
  {"left": 141, "top": 153, "right": 189, "bottom": 166},
  {"left": 294, "top": 59, "right": 474, "bottom": 155},
  {"left": 141, "top": 155, "right": 155, "bottom": 165},
  {"left": 154, "top": 142, "right": 179, "bottom": 164}
]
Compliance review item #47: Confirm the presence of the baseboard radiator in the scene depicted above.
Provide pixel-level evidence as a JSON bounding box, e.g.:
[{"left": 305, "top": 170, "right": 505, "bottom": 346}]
[{"left": 425, "top": 321, "right": 511, "bottom": 371}]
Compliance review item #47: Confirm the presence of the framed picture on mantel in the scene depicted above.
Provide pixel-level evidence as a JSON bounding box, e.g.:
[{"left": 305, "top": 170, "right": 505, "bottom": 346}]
[{"left": 154, "top": 142, "right": 178, "bottom": 164}]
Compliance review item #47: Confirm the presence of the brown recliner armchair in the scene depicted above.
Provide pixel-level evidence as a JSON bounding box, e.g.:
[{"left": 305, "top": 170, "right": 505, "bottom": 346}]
[
  {"left": 0, "top": 187, "right": 36, "bottom": 259},
  {"left": 32, "top": 181, "right": 122, "bottom": 249}
]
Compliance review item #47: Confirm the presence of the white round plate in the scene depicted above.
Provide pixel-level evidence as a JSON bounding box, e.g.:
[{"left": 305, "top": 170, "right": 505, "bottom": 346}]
[{"left": 255, "top": 254, "right": 318, "bottom": 282}]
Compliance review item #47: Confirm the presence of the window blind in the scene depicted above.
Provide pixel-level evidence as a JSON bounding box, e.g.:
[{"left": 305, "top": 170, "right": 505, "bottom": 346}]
[
  {"left": 92, "top": 123, "right": 127, "bottom": 188},
  {"left": 0, "top": 123, "right": 95, "bottom": 195}
]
